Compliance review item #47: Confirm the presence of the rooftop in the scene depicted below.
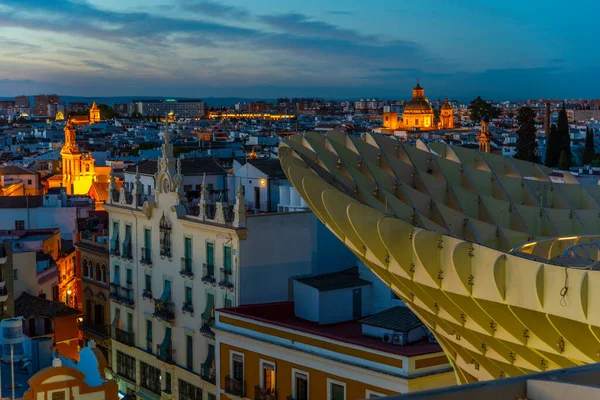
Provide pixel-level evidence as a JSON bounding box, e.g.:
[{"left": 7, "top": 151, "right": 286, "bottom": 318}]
[
  {"left": 295, "top": 267, "right": 372, "bottom": 291},
  {"left": 124, "top": 158, "right": 226, "bottom": 176},
  {"left": 219, "top": 302, "right": 442, "bottom": 357},
  {"left": 15, "top": 292, "right": 80, "bottom": 318},
  {"left": 0, "top": 166, "right": 36, "bottom": 176},
  {"left": 360, "top": 306, "right": 424, "bottom": 332}
]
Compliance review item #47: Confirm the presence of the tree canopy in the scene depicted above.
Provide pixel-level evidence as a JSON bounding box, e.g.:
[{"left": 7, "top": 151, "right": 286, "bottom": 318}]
[
  {"left": 583, "top": 127, "right": 596, "bottom": 165},
  {"left": 468, "top": 96, "right": 501, "bottom": 122},
  {"left": 515, "top": 106, "right": 538, "bottom": 163},
  {"left": 556, "top": 102, "right": 572, "bottom": 168},
  {"left": 545, "top": 124, "right": 560, "bottom": 167}
]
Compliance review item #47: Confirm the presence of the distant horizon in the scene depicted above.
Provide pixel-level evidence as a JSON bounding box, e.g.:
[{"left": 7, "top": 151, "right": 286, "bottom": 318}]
[{"left": 1, "top": 94, "right": 596, "bottom": 108}]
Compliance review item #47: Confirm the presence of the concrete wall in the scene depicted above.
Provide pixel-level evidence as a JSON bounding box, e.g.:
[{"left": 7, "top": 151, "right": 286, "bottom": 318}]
[
  {"left": 0, "top": 208, "right": 80, "bottom": 240},
  {"left": 239, "top": 212, "right": 320, "bottom": 305},
  {"left": 319, "top": 285, "right": 372, "bottom": 324},
  {"left": 12, "top": 252, "right": 39, "bottom": 298},
  {"left": 292, "top": 281, "right": 320, "bottom": 322}
]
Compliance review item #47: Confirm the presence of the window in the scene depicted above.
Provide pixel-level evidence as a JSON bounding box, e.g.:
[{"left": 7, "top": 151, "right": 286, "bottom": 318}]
[
  {"left": 143, "top": 228, "right": 152, "bottom": 262},
  {"left": 27, "top": 179, "right": 32, "bottom": 185},
  {"left": 15, "top": 220, "right": 24, "bottom": 230},
  {"left": 328, "top": 379, "right": 345, "bottom": 400},
  {"left": 186, "top": 334, "right": 193, "bottom": 369},
  {"left": 110, "top": 221, "right": 119, "bottom": 255},
  {"left": 166, "top": 372, "right": 172, "bottom": 393},
  {"left": 51, "top": 391, "right": 66, "bottom": 400},
  {"left": 126, "top": 268, "right": 132, "bottom": 285},
  {"left": 140, "top": 361, "right": 161, "bottom": 395},
  {"left": 185, "top": 287, "right": 192, "bottom": 306},
  {"left": 113, "top": 265, "right": 120, "bottom": 284},
  {"left": 179, "top": 380, "right": 202, "bottom": 400},
  {"left": 95, "top": 262, "right": 101, "bottom": 281},
  {"left": 206, "top": 242, "right": 214, "bottom": 267},
  {"left": 224, "top": 246, "right": 232, "bottom": 271},
  {"left": 13, "top": 269, "right": 17, "bottom": 280},
  {"left": 208, "top": 394, "right": 216, "bottom": 400},
  {"left": 123, "top": 225, "right": 132, "bottom": 259},
  {"left": 102, "top": 265, "right": 107, "bottom": 283},
  {"left": 82, "top": 259, "right": 89, "bottom": 277},
  {"left": 231, "top": 353, "right": 244, "bottom": 381},
  {"left": 146, "top": 319, "right": 152, "bottom": 352},
  {"left": 260, "top": 360, "right": 275, "bottom": 392},
  {"left": 116, "top": 351, "right": 136, "bottom": 382},
  {"left": 292, "top": 370, "right": 308, "bottom": 400},
  {"left": 145, "top": 274, "right": 152, "bottom": 293}
]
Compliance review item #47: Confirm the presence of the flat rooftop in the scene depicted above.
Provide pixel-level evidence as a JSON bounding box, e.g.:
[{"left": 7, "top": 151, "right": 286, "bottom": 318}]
[{"left": 219, "top": 302, "right": 442, "bottom": 357}]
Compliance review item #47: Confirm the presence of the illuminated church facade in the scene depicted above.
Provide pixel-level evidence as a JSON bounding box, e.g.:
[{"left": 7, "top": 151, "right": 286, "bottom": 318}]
[
  {"left": 58, "top": 120, "right": 98, "bottom": 195},
  {"left": 382, "top": 82, "right": 454, "bottom": 131}
]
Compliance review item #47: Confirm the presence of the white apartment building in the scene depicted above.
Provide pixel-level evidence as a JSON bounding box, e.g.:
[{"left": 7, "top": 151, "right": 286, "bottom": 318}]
[{"left": 105, "top": 125, "right": 352, "bottom": 400}]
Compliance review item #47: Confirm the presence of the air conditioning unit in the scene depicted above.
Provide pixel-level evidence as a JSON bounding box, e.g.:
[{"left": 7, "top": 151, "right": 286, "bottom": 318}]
[
  {"left": 382, "top": 334, "right": 392, "bottom": 343},
  {"left": 392, "top": 333, "right": 403, "bottom": 345}
]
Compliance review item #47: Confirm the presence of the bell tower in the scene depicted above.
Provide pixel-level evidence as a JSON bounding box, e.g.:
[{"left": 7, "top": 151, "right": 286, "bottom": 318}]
[{"left": 90, "top": 102, "right": 100, "bottom": 124}]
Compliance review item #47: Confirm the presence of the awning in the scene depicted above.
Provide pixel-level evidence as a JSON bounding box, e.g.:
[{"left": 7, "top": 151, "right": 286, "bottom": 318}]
[
  {"left": 160, "top": 327, "right": 172, "bottom": 356},
  {"left": 110, "top": 233, "right": 118, "bottom": 251},
  {"left": 204, "top": 343, "right": 215, "bottom": 366},
  {"left": 123, "top": 228, "right": 131, "bottom": 254},
  {"left": 113, "top": 267, "right": 120, "bottom": 285},
  {"left": 201, "top": 293, "right": 214, "bottom": 321},
  {"left": 158, "top": 281, "right": 171, "bottom": 303},
  {"left": 112, "top": 309, "right": 121, "bottom": 328}
]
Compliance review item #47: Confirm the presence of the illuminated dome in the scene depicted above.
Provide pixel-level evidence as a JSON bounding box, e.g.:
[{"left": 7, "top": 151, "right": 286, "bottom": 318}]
[
  {"left": 280, "top": 131, "right": 600, "bottom": 385},
  {"left": 401, "top": 81, "right": 434, "bottom": 129}
]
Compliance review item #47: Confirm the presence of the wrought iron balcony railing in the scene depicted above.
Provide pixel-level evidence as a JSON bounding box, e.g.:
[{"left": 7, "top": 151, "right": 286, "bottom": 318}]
[
  {"left": 225, "top": 376, "right": 245, "bottom": 397},
  {"left": 180, "top": 258, "right": 194, "bottom": 278},
  {"left": 114, "top": 327, "right": 135, "bottom": 347}
]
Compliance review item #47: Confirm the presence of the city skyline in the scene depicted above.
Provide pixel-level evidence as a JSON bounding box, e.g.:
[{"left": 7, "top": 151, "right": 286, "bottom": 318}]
[{"left": 0, "top": 0, "right": 599, "bottom": 99}]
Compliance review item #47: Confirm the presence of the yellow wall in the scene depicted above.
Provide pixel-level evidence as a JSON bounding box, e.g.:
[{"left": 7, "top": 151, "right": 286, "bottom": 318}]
[{"left": 219, "top": 343, "right": 397, "bottom": 400}]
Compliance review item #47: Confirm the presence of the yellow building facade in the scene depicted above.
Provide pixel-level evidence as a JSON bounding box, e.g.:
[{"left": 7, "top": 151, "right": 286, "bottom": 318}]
[
  {"left": 439, "top": 98, "right": 454, "bottom": 129},
  {"left": 215, "top": 307, "right": 456, "bottom": 400},
  {"left": 279, "top": 131, "right": 600, "bottom": 385}
]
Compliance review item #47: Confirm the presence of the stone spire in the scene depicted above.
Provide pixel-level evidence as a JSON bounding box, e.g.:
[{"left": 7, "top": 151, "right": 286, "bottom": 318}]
[
  {"left": 233, "top": 180, "right": 246, "bottom": 228},
  {"left": 199, "top": 173, "right": 208, "bottom": 220},
  {"left": 133, "top": 165, "right": 142, "bottom": 206}
]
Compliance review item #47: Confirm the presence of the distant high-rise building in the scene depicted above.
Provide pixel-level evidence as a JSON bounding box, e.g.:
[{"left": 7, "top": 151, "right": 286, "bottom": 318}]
[
  {"left": 15, "top": 95, "right": 30, "bottom": 108},
  {"left": 47, "top": 103, "right": 65, "bottom": 119},
  {"left": 132, "top": 99, "right": 207, "bottom": 119},
  {"left": 33, "top": 94, "right": 60, "bottom": 116},
  {"left": 68, "top": 102, "right": 89, "bottom": 113}
]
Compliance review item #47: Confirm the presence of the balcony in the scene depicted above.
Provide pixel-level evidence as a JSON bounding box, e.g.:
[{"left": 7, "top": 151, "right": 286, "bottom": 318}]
[
  {"left": 225, "top": 376, "right": 245, "bottom": 397},
  {"left": 142, "top": 289, "right": 153, "bottom": 300},
  {"left": 201, "top": 263, "right": 216, "bottom": 284},
  {"left": 114, "top": 327, "right": 135, "bottom": 347},
  {"left": 154, "top": 301, "right": 175, "bottom": 322},
  {"left": 156, "top": 344, "right": 175, "bottom": 364},
  {"left": 255, "top": 386, "right": 276, "bottom": 400},
  {"left": 121, "top": 244, "right": 133, "bottom": 261},
  {"left": 110, "top": 285, "right": 134, "bottom": 308},
  {"left": 180, "top": 258, "right": 194, "bottom": 279},
  {"left": 200, "top": 321, "right": 215, "bottom": 338},
  {"left": 140, "top": 247, "right": 152, "bottom": 266},
  {"left": 81, "top": 322, "right": 110, "bottom": 338},
  {"left": 201, "top": 362, "right": 216, "bottom": 384},
  {"left": 109, "top": 245, "right": 120, "bottom": 257},
  {"left": 219, "top": 267, "right": 233, "bottom": 290},
  {"left": 182, "top": 302, "right": 194, "bottom": 314}
]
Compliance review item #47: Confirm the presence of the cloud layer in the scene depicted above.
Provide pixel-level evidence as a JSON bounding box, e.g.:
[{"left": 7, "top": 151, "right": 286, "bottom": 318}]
[{"left": 0, "top": 0, "right": 597, "bottom": 99}]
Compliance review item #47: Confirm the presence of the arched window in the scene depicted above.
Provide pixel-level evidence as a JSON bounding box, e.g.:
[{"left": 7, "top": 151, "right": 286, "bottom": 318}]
[
  {"left": 96, "top": 263, "right": 102, "bottom": 281},
  {"left": 101, "top": 264, "right": 107, "bottom": 283},
  {"left": 83, "top": 259, "right": 88, "bottom": 278}
]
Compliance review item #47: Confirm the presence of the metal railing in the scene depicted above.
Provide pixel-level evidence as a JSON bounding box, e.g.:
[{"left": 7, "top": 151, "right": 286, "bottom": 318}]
[
  {"left": 202, "top": 263, "right": 215, "bottom": 282},
  {"left": 219, "top": 267, "right": 233, "bottom": 288},
  {"left": 140, "top": 247, "right": 152, "bottom": 265},
  {"left": 154, "top": 301, "right": 175, "bottom": 321},
  {"left": 114, "top": 327, "right": 135, "bottom": 346},
  {"left": 180, "top": 258, "right": 193, "bottom": 277},
  {"left": 81, "top": 322, "right": 110, "bottom": 337},
  {"left": 156, "top": 344, "right": 175, "bottom": 364},
  {"left": 225, "top": 376, "right": 245, "bottom": 397},
  {"left": 201, "top": 362, "right": 216, "bottom": 384},
  {"left": 255, "top": 386, "right": 276, "bottom": 400}
]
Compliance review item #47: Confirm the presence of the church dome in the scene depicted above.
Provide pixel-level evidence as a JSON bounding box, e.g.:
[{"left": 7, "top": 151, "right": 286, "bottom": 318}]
[{"left": 404, "top": 80, "right": 433, "bottom": 115}]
